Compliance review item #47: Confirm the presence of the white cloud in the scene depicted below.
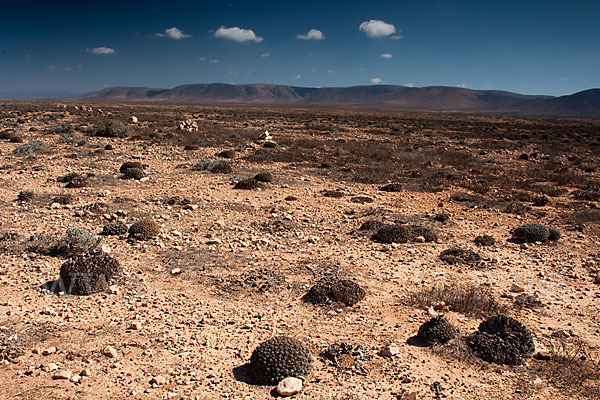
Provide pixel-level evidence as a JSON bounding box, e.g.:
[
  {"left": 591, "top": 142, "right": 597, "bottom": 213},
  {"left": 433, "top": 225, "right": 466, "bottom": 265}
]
[
  {"left": 48, "top": 65, "right": 56, "bottom": 70},
  {"left": 156, "top": 27, "right": 191, "bottom": 39},
  {"left": 209, "top": 59, "right": 219, "bottom": 63},
  {"left": 391, "top": 35, "right": 404, "bottom": 40},
  {"left": 64, "top": 67, "right": 71, "bottom": 71},
  {"left": 199, "top": 57, "right": 219, "bottom": 63},
  {"left": 405, "top": 82, "right": 414, "bottom": 87},
  {"left": 294, "top": 74, "right": 302, "bottom": 79},
  {"left": 359, "top": 20, "right": 397, "bottom": 38},
  {"left": 458, "top": 83, "right": 467, "bottom": 88},
  {"left": 261, "top": 53, "right": 270, "bottom": 58},
  {"left": 296, "top": 29, "right": 324, "bottom": 40},
  {"left": 381, "top": 53, "right": 392, "bottom": 58},
  {"left": 371, "top": 77, "right": 382, "bottom": 84},
  {"left": 86, "top": 47, "right": 115, "bottom": 54},
  {"left": 215, "top": 26, "right": 263, "bottom": 42}
]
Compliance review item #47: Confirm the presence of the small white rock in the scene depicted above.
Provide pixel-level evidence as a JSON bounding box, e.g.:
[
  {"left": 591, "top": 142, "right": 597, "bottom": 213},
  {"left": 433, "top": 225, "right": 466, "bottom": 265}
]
[
  {"left": 380, "top": 343, "right": 401, "bottom": 358},
  {"left": 103, "top": 345, "right": 118, "bottom": 358},
  {"left": 276, "top": 377, "right": 303, "bottom": 396}
]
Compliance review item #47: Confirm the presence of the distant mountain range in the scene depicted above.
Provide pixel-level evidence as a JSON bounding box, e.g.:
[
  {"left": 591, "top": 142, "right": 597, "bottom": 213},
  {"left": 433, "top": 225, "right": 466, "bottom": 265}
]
[{"left": 6, "top": 84, "right": 600, "bottom": 117}]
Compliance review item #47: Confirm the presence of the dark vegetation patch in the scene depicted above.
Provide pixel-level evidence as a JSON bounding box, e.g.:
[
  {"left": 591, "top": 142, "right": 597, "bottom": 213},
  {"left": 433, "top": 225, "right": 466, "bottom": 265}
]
[
  {"left": 52, "top": 194, "right": 74, "bottom": 205},
  {"left": 101, "top": 221, "right": 128, "bottom": 236},
  {"left": 119, "top": 161, "right": 144, "bottom": 173},
  {"left": 216, "top": 149, "right": 236, "bottom": 158},
  {"left": 371, "top": 224, "right": 436, "bottom": 243},
  {"left": 466, "top": 314, "right": 535, "bottom": 365},
  {"left": 302, "top": 276, "right": 366, "bottom": 307},
  {"left": 511, "top": 223, "right": 560, "bottom": 243},
  {"left": 233, "top": 178, "right": 263, "bottom": 190},
  {"left": 439, "top": 248, "right": 482, "bottom": 266},
  {"left": 17, "top": 191, "right": 35, "bottom": 202},
  {"left": 475, "top": 234, "right": 495, "bottom": 246},
  {"left": 59, "top": 251, "right": 122, "bottom": 295},
  {"left": 359, "top": 220, "right": 384, "bottom": 232}
]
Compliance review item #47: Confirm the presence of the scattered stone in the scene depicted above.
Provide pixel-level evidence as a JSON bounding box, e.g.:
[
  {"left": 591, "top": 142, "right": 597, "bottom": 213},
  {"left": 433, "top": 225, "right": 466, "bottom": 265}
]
[
  {"left": 104, "top": 345, "right": 118, "bottom": 359},
  {"left": 510, "top": 283, "right": 526, "bottom": 293},
  {"left": 150, "top": 375, "right": 167, "bottom": 385},
  {"left": 80, "top": 368, "right": 91, "bottom": 377},
  {"left": 129, "top": 321, "right": 142, "bottom": 330},
  {"left": 42, "top": 346, "right": 57, "bottom": 356},
  {"left": 129, "top": 116, "right": 138, "bottom": 123},
  {"left": 276, "top": 377, "right": 303, "bottom": 396},
  {"left": 380, "top": 343, "right": 400, "bottom": 358}
]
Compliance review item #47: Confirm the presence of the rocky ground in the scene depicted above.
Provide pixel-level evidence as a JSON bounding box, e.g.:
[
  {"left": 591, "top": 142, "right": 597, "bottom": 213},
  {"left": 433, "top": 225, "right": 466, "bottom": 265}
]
[{"left": 0, "top": 101, "right": 599, "bottom": 399}]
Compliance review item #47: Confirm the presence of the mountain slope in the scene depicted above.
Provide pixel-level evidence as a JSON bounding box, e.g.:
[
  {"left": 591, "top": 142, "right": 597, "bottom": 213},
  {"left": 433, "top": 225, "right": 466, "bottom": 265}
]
[{"left": 80, "top": 84, "right": 600, "bottom": 117}]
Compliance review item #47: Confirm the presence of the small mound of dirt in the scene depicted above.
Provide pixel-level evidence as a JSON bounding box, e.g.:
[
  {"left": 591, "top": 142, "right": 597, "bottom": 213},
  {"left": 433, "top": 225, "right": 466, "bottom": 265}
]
[
  {"left": 379, "top": 183, "right": 402, "bottom": 192},
  {"left": 350, "top": 196, "right": 374, "bottom": 204},
  {"left": 322, "top": 190, "right": 345, "bottom": 198}
]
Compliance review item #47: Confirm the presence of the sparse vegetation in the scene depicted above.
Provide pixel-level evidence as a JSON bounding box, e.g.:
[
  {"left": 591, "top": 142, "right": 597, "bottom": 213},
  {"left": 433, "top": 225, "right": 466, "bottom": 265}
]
[
  {"left": 88, "top": 119, "right": 130, "bottom": 138},
  {"left": 253, "top": 171, "right": 274, "bottom": 183},
  {"left": 511, "top": 223, "right": 560, "bottom": 243},
  {"left": 410, "top": 283, "right": 506, "bottom": 317},
  {"left": 101, "top": 221, "right": 128, "bottom": 236},
  {"left": 372, "top": 224, "right": 436, "bottom": 243},
  {"left": 13, "top": 140, "right": 48, "bottom": 155}
]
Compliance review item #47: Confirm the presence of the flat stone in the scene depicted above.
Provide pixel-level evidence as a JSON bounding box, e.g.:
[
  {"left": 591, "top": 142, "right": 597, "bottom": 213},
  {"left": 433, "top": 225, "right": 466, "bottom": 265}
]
[
  {"left": 42, "top": 346, "right": 57, "bottom": 356},
  {"left": 276, "top": 377, "right": 303, "bottom": 396},
  {"left": 510, "top": 283, "right": 526, "bottom": 293},
  {"left": 129, "top": 321, "right": 142, "bottom": 330},
  {"left": 52, "top": 370, "right": 71, "bottom": 380}
]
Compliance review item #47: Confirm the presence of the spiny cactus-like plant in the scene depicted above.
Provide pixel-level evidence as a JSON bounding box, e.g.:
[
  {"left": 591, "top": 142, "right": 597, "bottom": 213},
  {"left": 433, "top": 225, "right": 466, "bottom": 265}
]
[
  {"left": 119, "top": 161, "right": 143, "bottom": 173},
  {"left": 128, "top": 218, "right": 160, "bottom": 240},
  {"left": 121, "top": 167, "right": 145, "bottom": 180},
  {"left": 253, "top": 171, "right": 274, "bottom": 183},
  {"left": 59, "top": 251, "right": 122, "bottom": 295},
  {"left": 467, "top": 314, "right": 535, "bottom": 365},
  {"left": 250, "top": 336, "right": 313, "bottom": 384},
  {"left": 416, "top": 316, "right": 457, "bottom": 345},
  {"left": 359, "top": 219, "right": 384, "bottom": 232}
]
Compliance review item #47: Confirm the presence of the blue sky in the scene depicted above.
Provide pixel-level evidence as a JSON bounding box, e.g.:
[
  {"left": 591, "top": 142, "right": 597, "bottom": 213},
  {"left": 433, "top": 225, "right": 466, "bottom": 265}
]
[{"left": 0, "top": 0, "right": 598, "bottom": 96}]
